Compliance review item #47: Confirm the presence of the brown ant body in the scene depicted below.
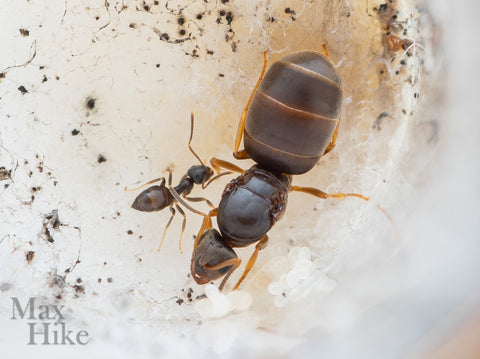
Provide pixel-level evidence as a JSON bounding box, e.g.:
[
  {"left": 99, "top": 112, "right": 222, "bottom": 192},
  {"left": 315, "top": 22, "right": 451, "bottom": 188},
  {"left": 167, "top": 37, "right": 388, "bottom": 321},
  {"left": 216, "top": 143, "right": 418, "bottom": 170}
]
[
  {"left": 190, "top": 51, "right": 376, "bottom": 291},
  {"left": 130, "top": 116, "right": 218, "bottom": 252}
]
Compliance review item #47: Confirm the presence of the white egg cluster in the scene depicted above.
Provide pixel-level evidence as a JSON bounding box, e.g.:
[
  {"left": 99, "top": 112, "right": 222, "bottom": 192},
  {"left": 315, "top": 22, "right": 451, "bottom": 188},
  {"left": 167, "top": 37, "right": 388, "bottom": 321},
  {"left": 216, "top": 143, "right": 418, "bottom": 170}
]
[{"left": 268, "top": 246, "right": 337, "bottom": 307}]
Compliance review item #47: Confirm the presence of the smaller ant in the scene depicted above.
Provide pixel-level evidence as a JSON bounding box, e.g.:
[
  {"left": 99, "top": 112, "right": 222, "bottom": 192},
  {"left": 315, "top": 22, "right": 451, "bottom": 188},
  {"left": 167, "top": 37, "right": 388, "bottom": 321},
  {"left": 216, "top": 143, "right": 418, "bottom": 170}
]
[{"left": 128, "top": 114, "right": 230, "bottom": 252}]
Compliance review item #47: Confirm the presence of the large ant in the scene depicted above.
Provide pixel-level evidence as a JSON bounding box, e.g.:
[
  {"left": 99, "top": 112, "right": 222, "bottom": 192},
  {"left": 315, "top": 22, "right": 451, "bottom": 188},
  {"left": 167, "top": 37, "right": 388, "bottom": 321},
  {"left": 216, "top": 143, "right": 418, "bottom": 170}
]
[{"left": 190, "top": 51, "right": 382, "bottom": 291}]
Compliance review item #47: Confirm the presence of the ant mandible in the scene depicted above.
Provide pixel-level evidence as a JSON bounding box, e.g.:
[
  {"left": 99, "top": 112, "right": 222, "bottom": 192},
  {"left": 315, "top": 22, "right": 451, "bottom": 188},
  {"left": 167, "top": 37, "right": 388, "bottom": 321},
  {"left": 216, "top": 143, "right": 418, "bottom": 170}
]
[{"left": 191, "top": 50, "right": 380, "bottom": 291}]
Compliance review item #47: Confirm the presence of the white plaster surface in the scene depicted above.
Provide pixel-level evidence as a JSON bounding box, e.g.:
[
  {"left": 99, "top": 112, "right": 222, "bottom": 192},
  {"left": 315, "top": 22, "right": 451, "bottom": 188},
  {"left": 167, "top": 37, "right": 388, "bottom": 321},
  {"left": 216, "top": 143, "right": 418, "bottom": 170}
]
[{"left": 0, "top": 0, "right": 479, "bottom": 358}]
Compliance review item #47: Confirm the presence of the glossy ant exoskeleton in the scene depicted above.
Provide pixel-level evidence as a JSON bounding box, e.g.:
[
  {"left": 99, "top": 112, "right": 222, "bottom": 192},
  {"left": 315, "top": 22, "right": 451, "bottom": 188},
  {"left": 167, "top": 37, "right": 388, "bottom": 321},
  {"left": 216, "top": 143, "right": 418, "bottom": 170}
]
[
  {"left": 129, "top": 114, "right": 232, "bottom": 252},
  {"left": 190, "top": 51, "right": 385, "bottom": 291}
]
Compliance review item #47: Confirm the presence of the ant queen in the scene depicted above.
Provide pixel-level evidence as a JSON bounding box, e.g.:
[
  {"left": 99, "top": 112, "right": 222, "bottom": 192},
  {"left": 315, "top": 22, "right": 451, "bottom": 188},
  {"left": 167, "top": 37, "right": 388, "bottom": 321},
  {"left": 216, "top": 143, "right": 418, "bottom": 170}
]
[{"left": 130, "top": 50, "right": 387, "bottom": 291}]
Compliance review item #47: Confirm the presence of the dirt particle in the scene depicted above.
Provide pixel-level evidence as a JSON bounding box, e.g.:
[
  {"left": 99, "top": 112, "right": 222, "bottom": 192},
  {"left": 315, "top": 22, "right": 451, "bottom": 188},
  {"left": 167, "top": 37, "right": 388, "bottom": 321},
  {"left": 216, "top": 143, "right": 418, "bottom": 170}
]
[
  {"left": 107, "top": 277, "right": 113, "bottom": 283},
  {"left": 176, "top": 298, "right": 184, "bottom": 305},
  {"left": 45, "top": 209, "right": 62, "bottom": 229},
  {"left": 26, "top": 251, "right": 35, "bottom": 263},
  {"left": 19, "top": 28, "right": 30, "bottom": 37},
  {"left": 18, "top": 86, "right": 28, "bottom": 94},
  {"left": 72, "top": 284, "right": 85, "bottom": 294},
  {"left": 0, "top": 166, "right": 12, "bottom": 181},
  {"left": 225, "top": 11, "right": 233, "bottom": 25},
  {"left": 71, "top": 129, "right": 80, "bottom": 136},
  {"left": 373, "top": 112, "right": 388, "bottom": 130},
  {"left": 97, "top": 154, "right": 107, "bottom": 163},
  {"left": 86, "top": 97, "right": 96, "bottom": 109},
  {"left": 127, "top": 230, "right": 133, "bottom": 235}
]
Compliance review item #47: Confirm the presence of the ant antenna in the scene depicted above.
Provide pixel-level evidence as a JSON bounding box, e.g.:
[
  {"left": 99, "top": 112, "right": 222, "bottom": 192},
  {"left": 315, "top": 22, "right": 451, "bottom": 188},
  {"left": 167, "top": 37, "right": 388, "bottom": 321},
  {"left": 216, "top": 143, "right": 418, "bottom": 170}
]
[
  {"left": 189, "top": 112, "right": 205, "bottom": 166},
  {"left": 124, "top": 177, "right": 163, "bottom": 192}
]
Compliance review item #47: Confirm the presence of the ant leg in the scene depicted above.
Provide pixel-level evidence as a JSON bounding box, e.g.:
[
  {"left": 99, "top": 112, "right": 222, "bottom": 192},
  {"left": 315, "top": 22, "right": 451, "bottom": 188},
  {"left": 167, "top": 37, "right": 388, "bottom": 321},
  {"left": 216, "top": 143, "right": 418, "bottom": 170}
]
[
  {"left": 321, "top": 44, "right": 330, "bottom": 58},
  {"left": 210, "top": 158, "right": 245, "bottom": 174},
  {"left": 233, "top": 51, "right": 268, "bottom": 160},
  {"left": 323, "top": 116, "right": 341, "bottom": 156},
  {"left": 169, "top": 186, "right": 206, "bottom": 216},
  {"left": 184, "top": 196, "right": 215, "bottom": 209},
  {"left": 158, "top": 204, "right": 176, "bottom": 252},
  {"left": 175, "top": 203, "right": 186, "bottom": 254},
  {"left": 232, "top": 235, "right": 269, "bottom": 290},
  {"left": 194, "top": 208, "right": 218, "bottom": 249},
  {"left": 291, "top": 185, "right": 392, "bottom": 220},
  {"left": 124, "top": 177, "right": 165, "bottom": 192},
  {"left": 204, "top": 258, "right": 242, "bottom": 292},
  {"left": 202, "top": 171, "right": 232, "bottom": 189},
  {"left": 290, "top": 185, "right": 369, "bottom": 201},
  {"left": 166, "top": 167, "right": 172, "bottom": 186}
]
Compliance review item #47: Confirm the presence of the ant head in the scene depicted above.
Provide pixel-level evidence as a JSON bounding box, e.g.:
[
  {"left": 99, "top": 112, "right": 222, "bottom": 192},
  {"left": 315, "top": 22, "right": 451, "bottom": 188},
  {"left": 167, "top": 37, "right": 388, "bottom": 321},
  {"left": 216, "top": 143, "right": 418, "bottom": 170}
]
[{"left": 187, "top": 165, "right": 214, "bottom": 185}]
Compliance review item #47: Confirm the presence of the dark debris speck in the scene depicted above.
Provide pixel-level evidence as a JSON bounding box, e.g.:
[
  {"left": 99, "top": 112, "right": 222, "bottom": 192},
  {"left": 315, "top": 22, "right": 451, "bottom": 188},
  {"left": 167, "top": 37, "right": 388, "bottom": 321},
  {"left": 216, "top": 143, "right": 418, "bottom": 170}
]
[
  {"left": 72, "top": 284, "right": 85, "bottom": 294},
  {"left": 225, "top": 11, "right": 233, "bottom": 25},
  {"left": 86, "top": 97, "right": 96, "bottom": 109},
  {"left": 26, "top": 251, "right": 35, "bottom": 263},
  {"left": 97, "top": 154, "right": 107, "bottom": 163}
]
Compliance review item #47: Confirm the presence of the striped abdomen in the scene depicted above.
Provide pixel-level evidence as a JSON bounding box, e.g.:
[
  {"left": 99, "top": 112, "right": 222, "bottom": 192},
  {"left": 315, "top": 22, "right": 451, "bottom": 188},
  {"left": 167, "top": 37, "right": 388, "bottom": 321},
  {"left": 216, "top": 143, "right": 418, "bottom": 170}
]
[{"left": 244, "top": 51, "right": 343, "bottom": 174}]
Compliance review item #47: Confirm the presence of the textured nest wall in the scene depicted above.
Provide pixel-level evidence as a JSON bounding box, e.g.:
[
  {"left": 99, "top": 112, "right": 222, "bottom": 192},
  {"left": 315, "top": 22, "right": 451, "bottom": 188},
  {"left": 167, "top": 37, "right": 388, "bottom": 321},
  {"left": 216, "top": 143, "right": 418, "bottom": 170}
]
[{"left": 1, "top": 0, "right": 478, "bottom": 358}]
